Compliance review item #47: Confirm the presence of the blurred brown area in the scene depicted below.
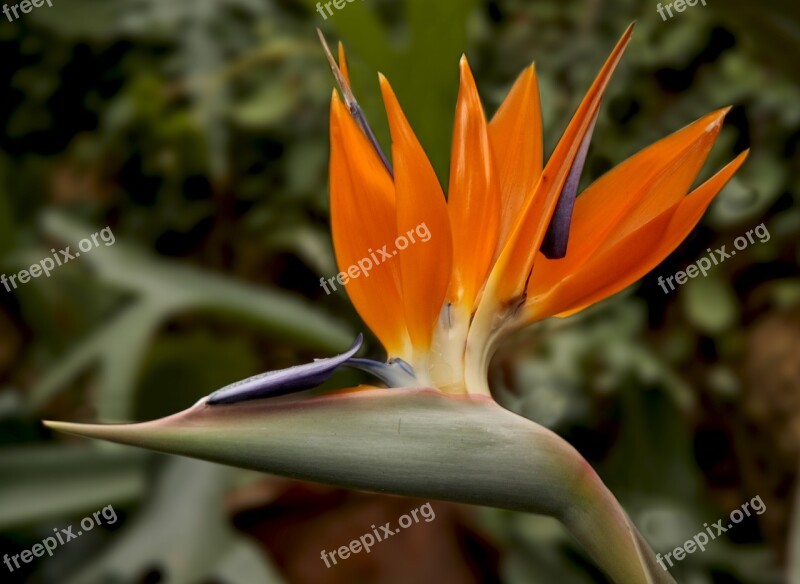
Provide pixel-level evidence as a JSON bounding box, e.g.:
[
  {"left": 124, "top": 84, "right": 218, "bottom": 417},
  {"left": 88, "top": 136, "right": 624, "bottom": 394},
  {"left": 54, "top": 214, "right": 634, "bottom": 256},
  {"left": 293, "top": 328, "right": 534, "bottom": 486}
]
[
  {"left": 740, "top": 309, "right": 800, "bottom": 557},
  {"left": 229, "top": 482, "right": 499, "bottom": 584}
]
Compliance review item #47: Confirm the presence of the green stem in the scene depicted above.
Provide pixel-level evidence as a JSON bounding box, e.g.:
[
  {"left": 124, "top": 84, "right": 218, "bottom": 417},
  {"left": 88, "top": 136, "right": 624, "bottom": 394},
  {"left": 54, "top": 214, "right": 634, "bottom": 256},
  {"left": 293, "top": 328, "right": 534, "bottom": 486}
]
[{"left": 561, "top": 463, "right": 676, "bottom": 584}]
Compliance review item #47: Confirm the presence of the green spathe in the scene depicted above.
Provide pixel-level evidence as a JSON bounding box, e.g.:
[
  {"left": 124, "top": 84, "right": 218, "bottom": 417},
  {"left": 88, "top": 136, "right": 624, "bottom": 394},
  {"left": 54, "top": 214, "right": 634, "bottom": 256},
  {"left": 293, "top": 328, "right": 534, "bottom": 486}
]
[{"left": 46, "top": 388, "right": 675, "bottom": 584}]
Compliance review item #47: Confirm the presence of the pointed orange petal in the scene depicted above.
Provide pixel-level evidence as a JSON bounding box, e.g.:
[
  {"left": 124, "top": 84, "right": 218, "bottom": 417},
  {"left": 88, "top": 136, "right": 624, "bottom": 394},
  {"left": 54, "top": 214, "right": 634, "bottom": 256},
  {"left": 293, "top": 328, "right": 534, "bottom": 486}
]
[
  {"left": 489, "top": 64, "right": 543, "bottom": 245},
  {"left": 485, "top": 24, "right": 634, "bottom": 304},
  {"left": 329, "top": 92, "right": 410, "bottom": 356},
  {"left": 337, "top": 41, "right": 350, "bottom": 86},
  {"left": 539, "top": 210, "right": 673, "bottom": 320},
  {"left": 529, "top": 108, "right": 730, "bottom": 298},
  {"left": 527, "top": 150, "right": 749, "bottom": 320},
  {"left": 653, "top": 149, "right": 749, "bottom": 259},
  {"left": 380, "top": 74, "right": 453, "bottom": 349},
  {"left": 605, "top": 109, "right": 730, "bottom": 247},
  {"left": 447, "top": 56, "right": 501, "bottom": 310}
]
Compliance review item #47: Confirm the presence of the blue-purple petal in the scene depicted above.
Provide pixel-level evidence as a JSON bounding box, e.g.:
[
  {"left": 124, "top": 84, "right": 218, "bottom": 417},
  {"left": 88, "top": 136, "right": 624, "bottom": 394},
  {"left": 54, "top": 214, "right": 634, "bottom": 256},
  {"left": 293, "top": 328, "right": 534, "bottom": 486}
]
[
  {"left": 344, "top": 358, "right": 418, "bottom": 387},
  {"left": 206, "top": 334, "right": 363, "bottom": 405}
]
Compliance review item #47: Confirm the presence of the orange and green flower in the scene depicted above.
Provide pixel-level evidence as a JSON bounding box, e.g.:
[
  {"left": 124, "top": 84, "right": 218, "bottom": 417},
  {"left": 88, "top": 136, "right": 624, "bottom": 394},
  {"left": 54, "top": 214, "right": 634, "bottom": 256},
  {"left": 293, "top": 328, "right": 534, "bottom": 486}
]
[
  {"left": 45, "top": 25, "right": 748, "bottom": 584},
  {"left": 324, "top": 23, "right": 746, "bottom": 396}
]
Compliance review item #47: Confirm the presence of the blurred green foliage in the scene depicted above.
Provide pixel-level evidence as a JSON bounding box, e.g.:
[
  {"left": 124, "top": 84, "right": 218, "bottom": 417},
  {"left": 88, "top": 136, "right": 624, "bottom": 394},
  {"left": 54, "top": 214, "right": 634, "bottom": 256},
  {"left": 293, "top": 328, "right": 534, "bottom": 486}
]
[{"left": 0, "top": 0, "right": 798, "bottom": 582}]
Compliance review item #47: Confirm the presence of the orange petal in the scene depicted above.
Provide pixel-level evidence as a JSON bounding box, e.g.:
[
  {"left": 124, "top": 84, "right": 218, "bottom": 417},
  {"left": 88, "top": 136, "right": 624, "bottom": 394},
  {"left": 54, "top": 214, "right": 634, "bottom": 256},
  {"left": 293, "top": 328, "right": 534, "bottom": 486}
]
[
  {"left": 447, "top": 56, "right": 501, "bottom": 310},
  {"left": 380, "top": 74, "right": 453, "bottom": 349},
  {"left": 329, "top": 91, "right": 410, "bottom": 356},
  {"left": 529, "top": 108, "right": 730, "bottom": 298},
  {"left": 337, "top": 41, "right": 350, "bottom": 86},
  {"left": 526, "top": 150, "right": 749, "bottom": 320},
  {"left": 654, "top": 149, "right": 749, "bottom": 259},
  {"left": 489, "top": 64, "right": 543, "bottom": 245},
  {"left": 605, "top": 109, "right": 730, "bottom": 247},
  {"left": 485, "top": 24, "right": 634, "bottom": 304}
]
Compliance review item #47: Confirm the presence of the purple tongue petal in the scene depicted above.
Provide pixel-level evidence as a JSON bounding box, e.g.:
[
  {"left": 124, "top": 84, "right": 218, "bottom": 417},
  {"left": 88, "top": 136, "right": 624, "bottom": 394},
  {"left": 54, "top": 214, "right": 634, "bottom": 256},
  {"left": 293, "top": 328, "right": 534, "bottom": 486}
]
[
  {"left": 539, "top": 113, "right": 598, "bottom": 259},
  {"left": 207, "top": 334, "right": 363, "bottom": 405}
]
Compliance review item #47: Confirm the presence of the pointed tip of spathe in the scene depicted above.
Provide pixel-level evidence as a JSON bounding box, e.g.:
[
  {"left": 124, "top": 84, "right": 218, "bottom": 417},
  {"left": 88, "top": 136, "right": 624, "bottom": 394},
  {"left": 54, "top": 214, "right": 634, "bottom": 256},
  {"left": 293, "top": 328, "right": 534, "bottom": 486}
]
[
  {"left": 43, "top": 418, "right": 127, "bottom": 441},
  {"left": 42, "top": 400, "right": 212, "bottom": 448},
  {"left": 43, "top": 418, "right": 94, "bottom": 434},
  {"left": 42, "top": 419, "right": 65, "bottom": 431}
]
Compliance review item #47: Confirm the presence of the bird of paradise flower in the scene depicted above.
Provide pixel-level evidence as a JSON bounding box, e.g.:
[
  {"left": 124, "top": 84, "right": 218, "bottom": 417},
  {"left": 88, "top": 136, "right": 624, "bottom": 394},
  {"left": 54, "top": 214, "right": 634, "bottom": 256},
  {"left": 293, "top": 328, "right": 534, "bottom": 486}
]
[{"left": 46, "top": 24, "right": 747, "bottom": 584}]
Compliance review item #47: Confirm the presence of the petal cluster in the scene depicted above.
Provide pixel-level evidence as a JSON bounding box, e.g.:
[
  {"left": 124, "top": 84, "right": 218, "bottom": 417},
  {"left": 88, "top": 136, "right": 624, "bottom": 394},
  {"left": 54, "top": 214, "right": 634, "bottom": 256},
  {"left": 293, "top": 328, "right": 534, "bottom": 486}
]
[{"left": 327, "top": 25, "right": 747, "bottom": 386}]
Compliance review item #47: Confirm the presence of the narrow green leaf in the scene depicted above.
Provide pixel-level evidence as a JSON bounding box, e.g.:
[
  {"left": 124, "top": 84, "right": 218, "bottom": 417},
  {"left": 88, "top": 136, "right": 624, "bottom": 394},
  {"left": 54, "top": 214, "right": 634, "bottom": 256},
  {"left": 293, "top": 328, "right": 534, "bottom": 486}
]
[
  {"left": 67, "top": 458, "right": 284, "bottom": 584},
  {"left": 0, "top": 446, "right": 148, "bottom": 529}
]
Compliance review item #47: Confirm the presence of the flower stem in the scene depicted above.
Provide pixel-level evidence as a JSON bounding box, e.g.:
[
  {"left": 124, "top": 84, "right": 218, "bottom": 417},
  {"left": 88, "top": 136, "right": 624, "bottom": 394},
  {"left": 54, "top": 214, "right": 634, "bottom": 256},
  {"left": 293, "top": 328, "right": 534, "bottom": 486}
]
[{"left": 561, "top": 463, "right": 676, "bottom": 584}]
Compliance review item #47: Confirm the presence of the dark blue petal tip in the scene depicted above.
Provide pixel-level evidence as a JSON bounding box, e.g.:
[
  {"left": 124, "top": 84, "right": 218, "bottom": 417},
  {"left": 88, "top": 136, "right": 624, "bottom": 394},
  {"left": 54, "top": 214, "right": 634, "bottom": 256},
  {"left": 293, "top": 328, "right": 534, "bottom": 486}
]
[{"left": 540, "top": 114, "right": 598, "bottom": 259}]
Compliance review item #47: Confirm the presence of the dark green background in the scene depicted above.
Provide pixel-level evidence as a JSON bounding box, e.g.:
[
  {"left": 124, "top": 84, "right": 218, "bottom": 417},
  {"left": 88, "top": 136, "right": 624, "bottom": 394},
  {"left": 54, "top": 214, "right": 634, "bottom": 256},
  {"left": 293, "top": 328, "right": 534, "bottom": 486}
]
[{"left": 0, "top": 0, "right": 798, "bottom": 582}]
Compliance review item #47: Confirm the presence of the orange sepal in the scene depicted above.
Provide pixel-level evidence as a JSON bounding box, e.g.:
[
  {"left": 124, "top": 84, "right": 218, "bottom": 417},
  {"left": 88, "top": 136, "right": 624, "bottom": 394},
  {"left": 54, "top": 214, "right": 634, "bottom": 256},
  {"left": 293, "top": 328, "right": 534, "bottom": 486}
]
[
  {"left": 489, "top": 63, "right": 543, "bottom": 245},
  {"left": 337, "top": 42, "right": 350, "bottom": 85},
  {"left": 485, "top": 24, "right": 634, "bottom": 305},
  {"left": 447, "top": 56, "right": 501, "bottom": 311},
  {"left": 526, "top": 150, "right": 749, "bottom": 320},
  {"left": 329, "top": 91, "right": 410, "bottom": 356},
  {"left": 380, "top": 74, "right": 453, "bottom": 349},
  {"left": 652, "top": 149, "right": 750, "bottom": 259},
  {"left": 528, "top": 108, "right": 730, "bottom": 299}
]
